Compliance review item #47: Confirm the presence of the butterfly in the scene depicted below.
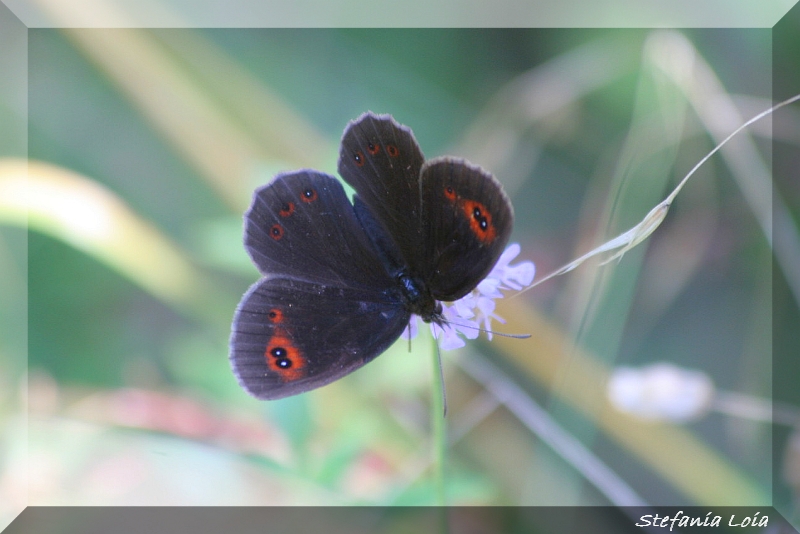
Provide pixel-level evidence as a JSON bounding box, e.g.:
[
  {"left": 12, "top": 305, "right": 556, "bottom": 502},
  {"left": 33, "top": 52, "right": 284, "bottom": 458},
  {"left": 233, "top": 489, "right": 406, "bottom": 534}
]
[{"left": 230, "top": 112, "right": 513, "bottom": 399}]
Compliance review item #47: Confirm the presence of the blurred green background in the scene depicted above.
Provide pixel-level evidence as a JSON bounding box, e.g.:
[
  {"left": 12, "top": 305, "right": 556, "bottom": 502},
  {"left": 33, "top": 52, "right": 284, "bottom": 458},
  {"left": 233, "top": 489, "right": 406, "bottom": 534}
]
[{"left": 1, "top": 17, "right": 799, "bottom": 529}]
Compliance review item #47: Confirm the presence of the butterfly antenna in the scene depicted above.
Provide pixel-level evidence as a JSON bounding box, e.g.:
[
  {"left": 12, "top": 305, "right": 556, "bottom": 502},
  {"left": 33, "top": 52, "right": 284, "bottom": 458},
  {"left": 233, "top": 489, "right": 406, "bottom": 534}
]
[{"left": 444, "top": 320, "right": 531, "bottom": 340}]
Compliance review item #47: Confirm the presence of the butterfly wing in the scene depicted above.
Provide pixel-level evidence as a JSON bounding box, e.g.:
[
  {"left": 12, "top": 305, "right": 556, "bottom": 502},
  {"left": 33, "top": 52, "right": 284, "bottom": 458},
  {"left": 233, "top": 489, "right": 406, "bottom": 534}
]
[
  {"left": 337, "top": 112, "right": 426, "bottom": 272},
  {"left": 420, "top": 157, "right": 514, "bottom": 301},
  {"left": 339, "top": 114, "right": 515, "bottom": 303},
  {"left": 231, "top": 170, "right": 410, "bottom": 399},
  {"left": 244, "top": 170, "right": 395, "bottom": 290},
  {"left": 231, "top": 277, "right": 410, "bottom": 400}
]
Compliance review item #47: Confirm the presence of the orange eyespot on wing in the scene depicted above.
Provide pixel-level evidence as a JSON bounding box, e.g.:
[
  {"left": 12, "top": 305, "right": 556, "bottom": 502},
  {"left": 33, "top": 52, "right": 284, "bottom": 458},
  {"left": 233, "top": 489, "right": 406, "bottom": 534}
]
[
  {"left": 461, "top": 199, "right": 497, "bottom": 243},
  {"left": 443, "top": 184, "right": 498, "bottom": 244},
  {"left": 279, "top": 202, "right": 295, "bottom": 217},
  {"left": 265, "top": 331, "right": 305, "bottom": 382},
  {"left": 269, "top": 223, "right": 284, "bottom": 240},
  {"left": 267, "top": 308, "right": 284, "bottom": 323},
  {"left": 301, "top": 187, "right": 318, "bottom": 203}
]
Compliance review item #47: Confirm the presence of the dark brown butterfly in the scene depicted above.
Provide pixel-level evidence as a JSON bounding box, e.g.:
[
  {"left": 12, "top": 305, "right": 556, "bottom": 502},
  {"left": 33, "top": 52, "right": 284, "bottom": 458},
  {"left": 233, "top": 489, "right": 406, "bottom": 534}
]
[{"left": 230, "top": 112, "right": 513, "bottom": 399}]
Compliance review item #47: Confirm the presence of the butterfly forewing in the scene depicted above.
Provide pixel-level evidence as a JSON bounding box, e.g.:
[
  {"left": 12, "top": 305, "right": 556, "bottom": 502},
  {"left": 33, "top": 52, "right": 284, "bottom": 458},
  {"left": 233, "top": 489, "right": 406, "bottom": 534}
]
[
  {"left": 231, "top": 277, "right": 411, "bottom": 400},
  {"left": 420, "top": 157, "right": 514, "bottom": 301}
]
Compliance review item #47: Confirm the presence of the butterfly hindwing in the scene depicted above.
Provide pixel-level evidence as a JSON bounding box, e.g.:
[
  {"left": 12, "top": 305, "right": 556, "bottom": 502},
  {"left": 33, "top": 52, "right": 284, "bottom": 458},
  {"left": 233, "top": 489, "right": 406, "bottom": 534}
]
[
  {"left": 338, "top": 112, "right": 426, "bottom": 272},
  {"left": 244, "top": 170, "right": 393, "bottom": 290}
]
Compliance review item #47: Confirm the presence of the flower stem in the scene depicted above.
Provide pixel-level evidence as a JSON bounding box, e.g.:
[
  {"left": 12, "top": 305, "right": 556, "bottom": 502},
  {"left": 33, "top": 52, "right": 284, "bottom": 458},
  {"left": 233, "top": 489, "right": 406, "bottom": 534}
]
[{"left": 430, "top": 338, "right": 447, "bottom": 509}]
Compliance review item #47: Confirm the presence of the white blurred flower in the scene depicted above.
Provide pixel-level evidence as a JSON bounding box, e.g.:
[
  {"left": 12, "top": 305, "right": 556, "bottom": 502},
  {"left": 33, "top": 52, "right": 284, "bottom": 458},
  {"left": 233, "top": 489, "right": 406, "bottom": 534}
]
[
  {"left": 431, "top": 303, "right": 479, "bottom": 350},
  {"left": 607, "top": 362, "right": 715, "bottom": 422},
  {"left": 402, "top": 243, "right": 535, "bottom": 349}
]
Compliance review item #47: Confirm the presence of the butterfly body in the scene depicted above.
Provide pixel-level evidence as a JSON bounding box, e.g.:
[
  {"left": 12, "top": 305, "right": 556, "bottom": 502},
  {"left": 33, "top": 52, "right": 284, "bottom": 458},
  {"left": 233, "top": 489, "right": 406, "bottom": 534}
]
[{"left": 230, "top": 113, "right": 513, "bottom": 399}]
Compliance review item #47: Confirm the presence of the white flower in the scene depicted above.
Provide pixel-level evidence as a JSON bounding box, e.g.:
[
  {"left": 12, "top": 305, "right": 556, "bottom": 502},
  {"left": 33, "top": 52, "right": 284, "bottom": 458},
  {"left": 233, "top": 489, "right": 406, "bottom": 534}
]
[
  {"left": 432, "top": 303, "right": 479, "bottom": 350},
  {"left": 402, "top": 243, "right": 535, "bottom": 350},
  {"left": 489, "top": 243, "right": 536, "bottom": 291},
  {"left": 607, "top": 362, "right": 715, "bottom": 422}
]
